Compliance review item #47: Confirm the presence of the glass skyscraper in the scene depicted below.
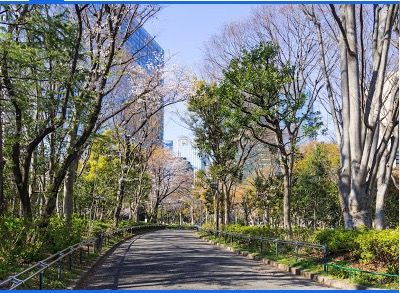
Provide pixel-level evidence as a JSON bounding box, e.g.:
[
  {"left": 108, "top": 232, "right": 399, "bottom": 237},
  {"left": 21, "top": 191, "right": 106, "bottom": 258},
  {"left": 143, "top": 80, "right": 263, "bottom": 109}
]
[
  {"left": 126, "top": 26, "right": 165, "bottom": 142},
  {"left": 127, "top": 27, "right": 164, "bottom": 70}
]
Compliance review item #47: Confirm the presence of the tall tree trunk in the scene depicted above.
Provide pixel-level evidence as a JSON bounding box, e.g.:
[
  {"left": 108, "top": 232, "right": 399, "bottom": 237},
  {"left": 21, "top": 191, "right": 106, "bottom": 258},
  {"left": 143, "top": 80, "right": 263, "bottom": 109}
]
[
  {"left": 63, "top": 114, "right": 81, "bottom": 228},
  {"left": 190, "top": 202, "right": 194, "bottom": 225},
  {"left": 375, "top": 128, "right": 399, "bottom": 229},
  {"left": 281, "top": 158, "right": 292, "bottom": 236},
  {"left": 0, "top": 106, "right": 5, "bottom": 216},
  {"left": 150, "top": 200, "right": 160, "bottom": 223},
  {"left": 344, "top": 5, "right": 370, "bottom": 228},
  {"left": 114, "top": 176, "right": 125, "bottom": 227},
  {"left": 114, "top": 136, "right": 131, "bottom": 227},
  {"left": 337, "top": 6, "right": 354, "bottom": 229},
  {"left": 214, "top": 187, "right": 220, "bottom": 230},
  {"left": 222, "top": 182, "right": 231, "bottom": 225},
  {"left": 63, "top": 157, "right": 79, "bottom": 228}
]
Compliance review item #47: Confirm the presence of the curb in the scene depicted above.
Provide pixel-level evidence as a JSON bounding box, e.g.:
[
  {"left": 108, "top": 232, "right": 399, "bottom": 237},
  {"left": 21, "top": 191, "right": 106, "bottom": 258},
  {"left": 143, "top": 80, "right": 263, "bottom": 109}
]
[
  {"left": 71, "top": 230, "right": 155, "bottom": 289},
  {"left": 69, "top": 233, "right": 136, "bottom": 289},
  {"left": 198, "top": 235, "right": 379, "bottom": 290}
]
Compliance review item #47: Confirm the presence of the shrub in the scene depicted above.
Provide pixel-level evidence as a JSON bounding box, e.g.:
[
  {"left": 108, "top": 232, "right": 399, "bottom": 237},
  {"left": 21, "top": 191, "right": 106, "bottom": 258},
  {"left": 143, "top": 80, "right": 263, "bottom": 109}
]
[
  {"left": 312, "top": 229, "right": 360, "bottom": 256},
  {"left": 355, "top": 229, "right": 399, "bottom": 273},
  {"left": 223, "top": 224, "right": 286, "bottom": 239}
]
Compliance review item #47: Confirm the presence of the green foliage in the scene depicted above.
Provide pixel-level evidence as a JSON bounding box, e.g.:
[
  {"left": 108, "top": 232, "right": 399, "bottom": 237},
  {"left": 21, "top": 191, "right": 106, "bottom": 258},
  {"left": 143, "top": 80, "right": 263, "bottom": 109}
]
[
  {"left": 292, "top": 142, "right": 341, "bottom": 228},
  {"left": 0, "top": 216, "right": 31, "bottom": 266},
  {"left": 314, "top": 228, "right": 399, "bottom": 274},
  {"left": 354, "top": 229, "right": 399, "bottom": 273},
  {"left": 384, "top": 176, "right": 399, "bottom": 228},
  {"left": 0, "top": 215, "right": 116, "bottom": 279},
  {"left": 247, "top": 172, "right": 283, "bottom": 226},
  {"left": 221, "top": 42, "right": 323, "bottom": 142},
  {"left": 188, "top": 81, "right": 246, "bottom": 181},
  {"left": 313, "top": 229, "right": 360, "bottom": 255},
  {"left": 223, "top": 223, "right": 286, "bottom": 238},
  {"left": 219, "top": 224, "right": 399, "bottom": 275}
]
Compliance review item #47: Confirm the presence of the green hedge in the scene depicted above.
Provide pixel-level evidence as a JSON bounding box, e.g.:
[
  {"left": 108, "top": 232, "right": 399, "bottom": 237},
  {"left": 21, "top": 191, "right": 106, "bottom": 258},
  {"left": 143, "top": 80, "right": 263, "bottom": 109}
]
[
  {"left": 355, "top": 229, "right": 399, "bottom": 273},
  {"left": 312, "top": 229, "right": 361, "bottom": 255},
  {"left": 208, "top": 224, "right": 399, "bottom": 274}
]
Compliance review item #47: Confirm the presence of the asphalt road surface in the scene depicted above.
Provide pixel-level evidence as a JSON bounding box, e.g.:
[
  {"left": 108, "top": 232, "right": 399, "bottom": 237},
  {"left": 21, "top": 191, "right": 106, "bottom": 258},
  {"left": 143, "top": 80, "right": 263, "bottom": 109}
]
[{"left": 80, "top": 229, "right": 329, "bottom": 289}]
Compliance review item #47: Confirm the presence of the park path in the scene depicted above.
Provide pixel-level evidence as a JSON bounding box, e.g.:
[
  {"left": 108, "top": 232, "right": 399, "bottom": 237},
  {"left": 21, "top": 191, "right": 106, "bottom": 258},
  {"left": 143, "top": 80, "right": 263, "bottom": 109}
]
[{"left": 80, "top": 229, "right": 329, "bottom": 289}]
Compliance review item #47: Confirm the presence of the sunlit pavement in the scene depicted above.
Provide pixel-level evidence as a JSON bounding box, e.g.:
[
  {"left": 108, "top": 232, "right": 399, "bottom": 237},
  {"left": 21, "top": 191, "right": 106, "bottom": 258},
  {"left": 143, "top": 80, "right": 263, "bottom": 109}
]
[{"left": 80, "top": 229, "right": 330, "bottom": 289}]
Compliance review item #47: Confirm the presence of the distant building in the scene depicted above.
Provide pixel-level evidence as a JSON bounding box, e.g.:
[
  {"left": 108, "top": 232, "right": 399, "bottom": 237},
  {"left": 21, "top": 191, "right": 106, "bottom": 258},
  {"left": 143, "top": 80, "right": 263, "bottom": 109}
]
[
  {"left": 126, "top": 26, "right": 165, "bottom": 142},
  {"left": 175, "top": 136, "right": 206, "bottom": 171},
  {"left": 163, "top": 140, "right": 173, "bottom": 151},
  {"left": 176, "top": 156, "right": 194, "bottom": 173},
  {"left": 127, "top": 27, "right": 164, "bottom": 70}
]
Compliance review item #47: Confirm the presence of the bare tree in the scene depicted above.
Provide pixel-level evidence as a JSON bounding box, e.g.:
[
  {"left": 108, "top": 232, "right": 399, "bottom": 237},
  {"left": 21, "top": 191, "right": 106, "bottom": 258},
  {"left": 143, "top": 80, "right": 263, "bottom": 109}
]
[
  {"left": 109, "top": 63, "right": 192, "bottom": 226},
  {"left": 303, "top": 4, "right": 399, "bottom": 229},
  {"left": 147, "top": 149, "right": 193, "bottom": 223}
]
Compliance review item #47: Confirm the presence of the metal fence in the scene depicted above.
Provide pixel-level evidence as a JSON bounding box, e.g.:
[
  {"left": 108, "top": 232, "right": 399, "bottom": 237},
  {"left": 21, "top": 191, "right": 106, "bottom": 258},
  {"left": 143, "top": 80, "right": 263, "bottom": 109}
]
[
  {"left": 0, "top": 224, "right": 165, "bottom": 290},
  {"left": 202, "top": 229, "right": 328, "bottom": 271},
  {"left": 202, "top": 229, "right": 399, "bottom": 283},
  {"left": 326, "top": 263, "right": 399, "bottom": 280}
]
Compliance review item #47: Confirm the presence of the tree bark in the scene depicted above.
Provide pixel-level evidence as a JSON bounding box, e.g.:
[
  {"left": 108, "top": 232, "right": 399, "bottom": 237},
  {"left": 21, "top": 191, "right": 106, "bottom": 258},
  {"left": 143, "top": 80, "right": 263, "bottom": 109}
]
[
  {"left": 0, "top": 105, "right": 5, "bottom": 216},
  {"left": 375, "top": 127, "right": 399, "bottom": 229},
  {"left": 282, "top": 162, "right": 292, "bottom": 237},
  {"left": 114, "top": 176, "right": 125, "bottom": 226},
  {"left": 63, "top": 157, "right": 79, "bottom": 228}
]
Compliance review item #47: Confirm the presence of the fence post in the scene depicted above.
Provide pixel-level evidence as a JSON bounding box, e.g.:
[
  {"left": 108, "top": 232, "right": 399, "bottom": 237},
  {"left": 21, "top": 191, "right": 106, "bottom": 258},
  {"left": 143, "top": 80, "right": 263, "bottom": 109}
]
[
  {"left": 39, "top": 271, "right": 44, "bottom": 290},
  {"left": 57, "top": 259, "right": 62, "bottom": 279},
  {"left": 69, "top": 253, "right": 72, "bottom": 270},
  {"left": 275, "top": 240, "right": 279, "bottom": 257},
  {"left": 260, "top": 238, "right": 263, "bottom": 254},
  {"left": 96, "top": 234, "right": 102, "bottom": 253},
  {"left": 295, "top": 244, "right": 298, "bottom": 262},
  {"left": 79, "top": 246, "right": 83, "bottom": 264},
  {"left": 323, "top": 245, "right": 328, "bottom": 272}
]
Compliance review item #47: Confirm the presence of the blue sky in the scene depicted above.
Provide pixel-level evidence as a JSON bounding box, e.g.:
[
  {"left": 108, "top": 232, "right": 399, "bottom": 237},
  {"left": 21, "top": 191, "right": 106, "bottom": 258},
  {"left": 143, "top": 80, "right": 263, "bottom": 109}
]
[{"left": 145, "top": 4, "right": 257, "bottom": 144}]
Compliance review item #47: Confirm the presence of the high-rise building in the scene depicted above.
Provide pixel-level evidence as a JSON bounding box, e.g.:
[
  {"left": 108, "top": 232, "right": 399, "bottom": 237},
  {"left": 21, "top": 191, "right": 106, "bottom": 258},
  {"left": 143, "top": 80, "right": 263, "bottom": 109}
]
[
  {"left": 175, "top": 136, "right": 206, "bottom": 171},
  {"left": 127, "top": 27, "right": 164, "bottom": 70},
  {"left": 126, "top": 26, "right": 165, "bottom": 142}
]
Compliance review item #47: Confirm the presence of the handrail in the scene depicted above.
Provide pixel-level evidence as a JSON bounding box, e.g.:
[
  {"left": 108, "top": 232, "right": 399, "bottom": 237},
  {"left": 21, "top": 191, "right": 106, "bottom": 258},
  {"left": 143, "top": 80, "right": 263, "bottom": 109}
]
[
  {"left": 202, "top": 229, "right": 328, "bottom": 271},
  {"left": 0, "top": 224, "right": 165, "bottom": 290},
  {"left": 203, "top": 229, "right": 326, "bottom": 249},
  {"left": 202, "top": 229, "right": 400, "bottom": 281}
]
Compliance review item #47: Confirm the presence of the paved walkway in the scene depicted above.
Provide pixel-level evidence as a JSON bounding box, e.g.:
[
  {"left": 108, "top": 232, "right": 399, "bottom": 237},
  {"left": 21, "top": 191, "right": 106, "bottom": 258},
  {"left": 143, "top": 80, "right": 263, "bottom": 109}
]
[{"left": 80, "top": 229, "right": 329, "bottom": 289}]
